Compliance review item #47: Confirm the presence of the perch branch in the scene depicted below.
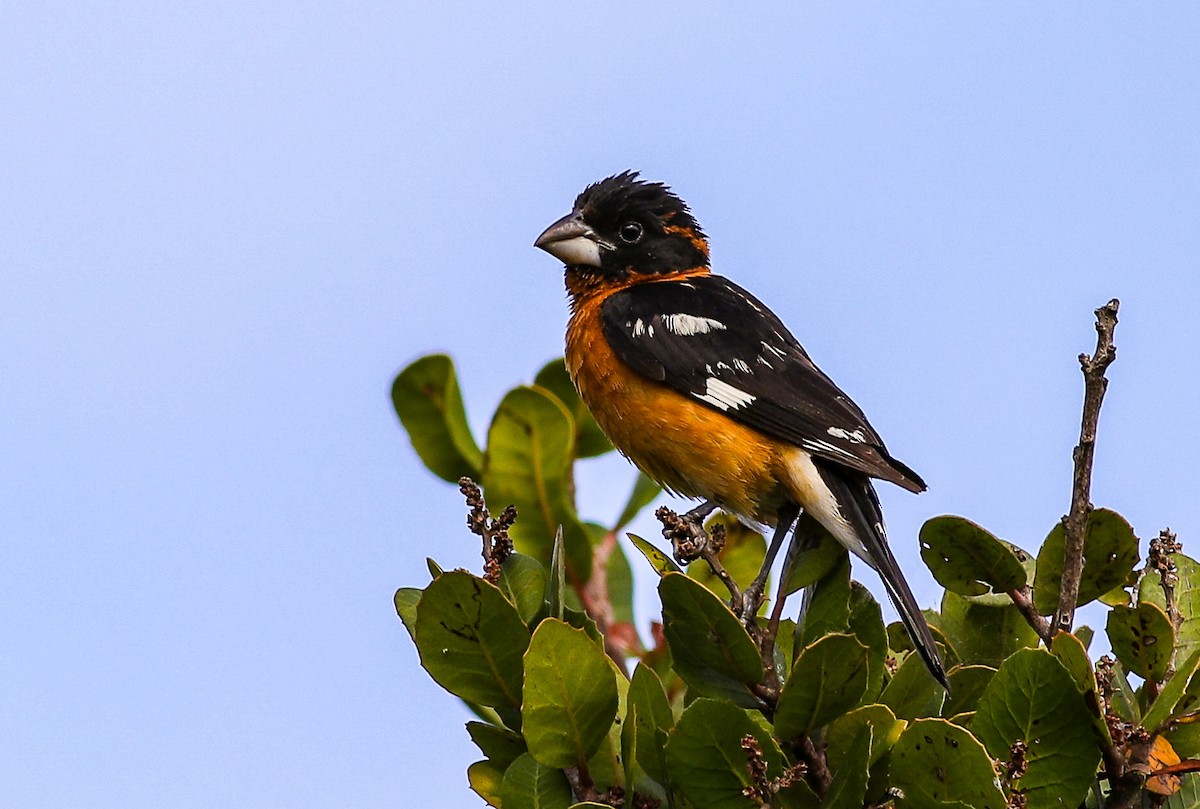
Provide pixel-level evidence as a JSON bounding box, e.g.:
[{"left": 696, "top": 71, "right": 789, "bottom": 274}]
[{"left": 1053, "top": 299, "right": 1119, "bottom": 635}]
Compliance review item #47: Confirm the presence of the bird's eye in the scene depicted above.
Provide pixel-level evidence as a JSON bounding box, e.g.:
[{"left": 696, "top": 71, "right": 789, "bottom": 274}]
[{"left": 619, "top": 221, "right": 644, "bottom": 244}]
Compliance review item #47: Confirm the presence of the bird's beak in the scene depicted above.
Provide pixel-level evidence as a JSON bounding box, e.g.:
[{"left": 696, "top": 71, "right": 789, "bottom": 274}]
[{"left": 534, "top": 211, "right": 603, "bottom": 268}]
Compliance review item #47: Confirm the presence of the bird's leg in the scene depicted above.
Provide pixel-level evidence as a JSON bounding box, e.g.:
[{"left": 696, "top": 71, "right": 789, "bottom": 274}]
[
  {"left": 741, "top": 503, "right": 800, "bottom": 623},
  {"left": 683, "top": 499, "right": 719, "bottom": 525}
]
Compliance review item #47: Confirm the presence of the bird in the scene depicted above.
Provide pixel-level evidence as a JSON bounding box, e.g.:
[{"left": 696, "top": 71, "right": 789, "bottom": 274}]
[{"left": 534, "top": 171, "right": 946, "bottom": 688}]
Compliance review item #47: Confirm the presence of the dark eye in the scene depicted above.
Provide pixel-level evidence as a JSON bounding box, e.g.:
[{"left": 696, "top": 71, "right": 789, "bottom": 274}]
[{"left": 619, "top": 221, "right": 644, "bottom": 244}]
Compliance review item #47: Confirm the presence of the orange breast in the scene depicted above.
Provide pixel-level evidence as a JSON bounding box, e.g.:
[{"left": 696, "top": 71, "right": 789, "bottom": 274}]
[{"left": 565, "top": 291, "right": 789, "bottom": 524}]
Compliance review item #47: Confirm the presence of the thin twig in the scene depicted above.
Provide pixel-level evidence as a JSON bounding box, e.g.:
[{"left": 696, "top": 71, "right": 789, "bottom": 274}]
[
  {"left": 1008, "top": 587, "right": 1054, "bottom": 644},
  {"left": 1053, "top": 299, "right": 1120, "bottom": 635},
  {"left": 656, "top": 506, "right": 744, "bottom": 614}
]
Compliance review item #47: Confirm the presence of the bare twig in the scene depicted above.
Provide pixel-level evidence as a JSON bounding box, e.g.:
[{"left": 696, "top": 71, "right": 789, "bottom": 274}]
[
  {"left": 1008, "top": 587, "right": 1054, "bottom": 644},
  {"left": 459, "top": 477, "right": 516, "bottom": 583},
  {"left": 579, "top": 528, "right": 636, "bottom": 679},
  {"left": 656, "top": 506, "right": 744, "bottom": 615},
  {"left": 1053, "top": 299, "right": 1120, "bottom": 635}
]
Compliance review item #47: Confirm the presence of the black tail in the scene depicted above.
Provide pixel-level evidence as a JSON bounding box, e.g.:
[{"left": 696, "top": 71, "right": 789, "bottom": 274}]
[{"left": 816, "top": 463, "right": 948, "bottom": 690}]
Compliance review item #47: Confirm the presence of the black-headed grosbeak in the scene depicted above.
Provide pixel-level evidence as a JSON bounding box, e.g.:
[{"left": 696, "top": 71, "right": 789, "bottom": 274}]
[{"left": 534, "top": 171, "right": 946, "bottom": 688}]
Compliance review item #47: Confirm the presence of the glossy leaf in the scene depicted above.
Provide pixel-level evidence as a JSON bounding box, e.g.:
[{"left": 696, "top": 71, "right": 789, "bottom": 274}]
[
  {"left": 500, "top": 752, "right": 573, "bottom": 809},
  {"left": 483, "top": 385, "right": 592, "bottom": 584},
  {"left": 627, "top": 533, "right": 682, "bottom": 576},
  {"left": 847, "top": 583, "right": 888, "bottom": 701},
  {"left": 391, "top": 353, "right": 483, "bottom": 482},
  {"left": 468, "top": 721, "right": 528, "bottom": 769},
  {"left": 534, "top": 357, "right": 613, "bottom": 458},
  {"left": 1108, "top": 601, "right": 1175, "bottom": 681},
  {"left": 498, "top": 553, "right": 547, "bottom": 624},
  {"left": 919, "top": 515, "right": 1027, "bottom": 599},
  {"left": 782, "top": 512, "right": 845, "bottom": 596},
  {"left": 819, "top": 726, "right": 870, "bottom": 809},
  {"left": 414, "top": 571, "right": 529, "bottom": 709},
  {"left": 944, "top": 665, "right": 997, "bottom": 717},
  {"left": 1145, "top": 650, "right": 1200, "bottom": 734},
  {"left": 1033, "top": 508, "right": 1139, "bottom": 613},
  {"left": 629, "top": 663, "right": 675, "bottom": 785},
  {"left": 826, "top": 704, "right": 905, "bottom": 770},
  {"left": 775, "top": 634, "right": 870, "bottom": 739},
  {"left": 665, "top": 699, "right": 785, "bottom": 809},
  {"left": 891, "top": 719, "right": 1005, "bottom": 809},
  {"left": 879, "top": 651, "right": 945, "bottom": 720},
  {"left": 468, "top": 759, "right": 505, "bottom": 808},
  {"left": 659, "top": 572, "right": 763, "bottom": 706},
  {"left": 796, "top": 551, "right": 851, "bottom": 647},
  {"left": 394, "top": 587, "right": 421, "bottom": 642},
  {"left": 932, "top": 591, "right": 1038, "bottom": 668},
  {"left": 972, "top": 649, "right": 1100, "bottom": 809},
  {"left": 522, "top": 619, "right": 619, "bottom": 768},
  {"left": 1142, "top": 553, "right": 1200, "bottom": 670},
  {"left": 584, "top": 659, "right": 628, "bottom": 791}
]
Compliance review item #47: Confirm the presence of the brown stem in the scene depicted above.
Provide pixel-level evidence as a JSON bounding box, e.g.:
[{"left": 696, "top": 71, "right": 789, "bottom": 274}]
[
  {"left": 797, "top": 736, "right": 832, "bottom": 796},
  {"left": 1053, "top": 299, "right": 1119, "bottom": 636},
  {"left": 1008, "top": 587, "right": 1054, "bottom": 644},
  {"left": 565, "top": 762, "right": 599, "bottom": 803}
]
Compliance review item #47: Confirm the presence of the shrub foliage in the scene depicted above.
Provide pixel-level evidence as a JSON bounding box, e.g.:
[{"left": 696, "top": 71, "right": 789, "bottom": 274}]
[{"left": 393, "top": 326, "right": 1200, "bottom": 808}]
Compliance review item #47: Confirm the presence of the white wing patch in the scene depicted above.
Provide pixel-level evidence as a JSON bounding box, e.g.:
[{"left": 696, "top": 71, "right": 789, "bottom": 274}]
[
  {"left": 827, "top": 427, "right": 867, "bottom": 443},
  {"left": 802, "top": 437, "right": 858, "bottom": 460},
  {"left": 662, "top": 314, "right": 727, "bottom": 336},
  {"left": 695, "top": 377, "right": 756, "bottom": 411}
]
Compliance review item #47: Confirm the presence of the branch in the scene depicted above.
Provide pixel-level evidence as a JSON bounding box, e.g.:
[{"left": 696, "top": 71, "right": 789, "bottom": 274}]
[
  {"left": 1053, "top": 299, "right": 1120, "bottom": 635},
  {"left": 1008, "top": 587, "right": 1054, "bottom": 644}
]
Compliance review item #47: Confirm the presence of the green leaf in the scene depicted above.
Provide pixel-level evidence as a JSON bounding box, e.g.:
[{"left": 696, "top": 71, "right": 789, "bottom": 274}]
[
  {"left": 1033, "top": 508, "right": 1140, "bottom": 614},
  {"left": 468, "top": 759, "right": 505, "bottom": 808},
  {"left": 659, "top": 572, "right": 764, "bottom": 706},
  {"left": 919, "top": 515, "right": 1027, "bottom": 599},
  {"left": 879, "top": 651, "right": 945, "bottom": 721},
  {"left": 426, "top": 557, "right": 445, "bottom": 579},
  {"left": 1164, "top": 773, "right": 1200, "bottom": 809},
  {"left": 932, "top": 591, "right": 1039, "bottom": 668},
  {"left": 782, "top": 512, "right": 845, "bottom": 596},
  {"left": 847, "top": 583, "right": 888, "bottom": 701},
  {"left": 1142, "top": 553, "right": 1200, "bottom": 670},
  {"left": 414, "top": 571, "right": 529, "bottom": 709},
  {"left": 629, "top": 663, "right": 675, "bottom": 785},
  {"left": 1144, "top": 650, "right": 1200, "bottom": 733},
  {"left": 820, "top": 726, "right": 871, "bottom": 809},
  {"left": 534, "top": 357, "right": 613, "bottom": 458},
  {"left": 391, "top": 354, "right": 483, "bottom": 482},
  {"left": 585, "top": 659, "right": 628, "bottom": 791},
  {"left": 522, "top": 619, "right": 619, "bottom": 768},
  {"left": 665, "top": 699, "right": 786, "bottom": 809},
  {"left": 1108, "top": 601, "right": 1175, "bottom": 681},
  {"left": 971, "top": 649, "right": 1101, "bottom": 809},
  {"left": 394, "top": 587, "right": 421, "bottom": 642},
  {"left": 776, "top": 634, "right": 870, "bottom": 739},
  {"left": 500, "top": 752, "right": 573, "bottom": 809},
  {"left": 547, "top": 527, "right": 565, "bottom": 621},
  {"left": 614, "top": 472, "right": 661, "bottom": 532},
  {"left": 891, "top": 719, "right": 1005, "bottom": 809},
  {"left": 687, "top": 514, "right": 766, "bottom": 595},
  {"left": 944, "top": 665, "right": 997, "bottom": 717},
  {"left": 826, "top": 704, "right": 905, "bottom": 770},
  {"left": 627, "top": 533, "right": 682, "bottom": 576},
  {"left": 498, "top": 554, "right": 548, "bottom": 624},
  {"left": 1109, "top": 660, "right": 1141, "bottom": 723},
  {"left": 483, "top": 385, "right": 593, "bottom": 584},
  {"left": 796, "top": 551, "right": 851, "bottom": 647},
  {"left": 468, "top": 721, "right": 528, "bottom": 769}
]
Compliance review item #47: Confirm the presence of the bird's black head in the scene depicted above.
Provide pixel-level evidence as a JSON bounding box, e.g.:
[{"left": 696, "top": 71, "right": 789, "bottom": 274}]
[{"left": 535, "top": 171, "right": 710, "bottom": 281}]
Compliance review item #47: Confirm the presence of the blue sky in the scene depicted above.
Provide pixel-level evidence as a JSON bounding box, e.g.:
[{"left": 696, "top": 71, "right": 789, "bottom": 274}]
[{"left": 3, "top": 3, "right": 1199, "bottom": 806}]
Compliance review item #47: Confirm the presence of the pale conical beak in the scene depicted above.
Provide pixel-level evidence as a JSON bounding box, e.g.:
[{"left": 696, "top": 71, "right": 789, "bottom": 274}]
[{"left": 534, "top": 211, "right": 603, "bottom": 268}]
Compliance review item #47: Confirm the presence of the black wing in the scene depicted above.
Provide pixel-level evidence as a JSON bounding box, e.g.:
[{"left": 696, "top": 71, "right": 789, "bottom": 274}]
[{"left": 599, "top": 275, "right": 925, "bottom": 492}]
